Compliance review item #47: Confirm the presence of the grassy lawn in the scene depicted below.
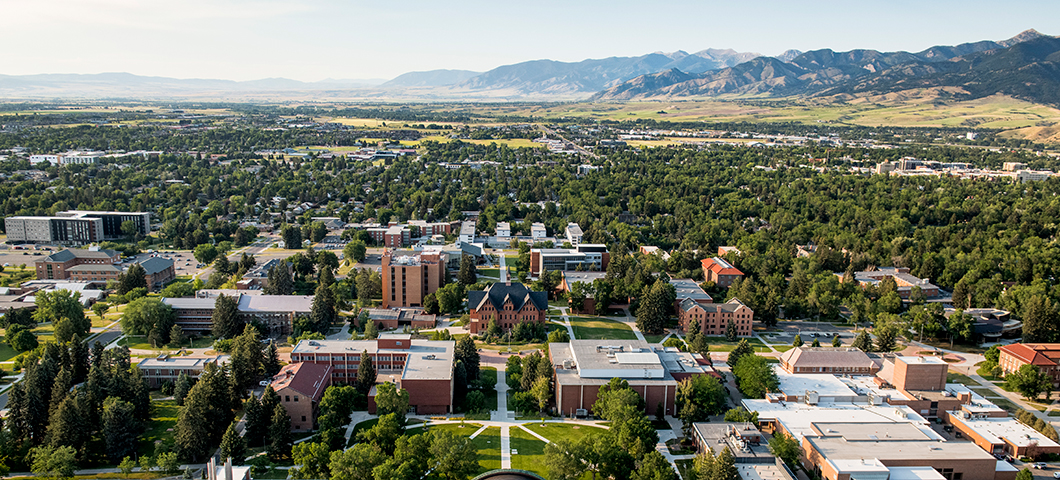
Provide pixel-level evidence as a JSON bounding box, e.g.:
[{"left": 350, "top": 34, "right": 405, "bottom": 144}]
[
  {"left": 0, "top": 337, "right": 20, "bottom": 363},
  {"left": 989, "top": 396, "right": 1022, "bottom": 414},
  {"left": 705, "top": 337, "right": 772, "bottom": 353},
  {"left": 346, "top": 418, "right": 381, "bottom": 448},
  {"left": 470, "top": 426, "right": 502, "bottom": 473},
  {"left": 643, "top": 333, "right": 668, "bottom": 344},
  {"left": 410, "top": 422, "right": 483, "bottom": 437},
  {"left": 478, "top": 268, "right": 500, "bottom": 279},
  {"left": 523, "top": 423, "right": 606, "bottom": 445},
  {"left": 947, "top": 372, "right": 979, "bottom": 386},
  {"left": 569, "top": 317, "right": 637, "bottom": 341},
  {"left": 510, "top": 427, "right": 548, "bottom": 478},
  {"left": 140, "top": 397, "right": 179, "bottom": 457}
]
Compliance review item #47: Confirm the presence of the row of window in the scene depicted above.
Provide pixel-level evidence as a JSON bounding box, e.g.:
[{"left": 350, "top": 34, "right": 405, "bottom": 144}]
[{"left": 294, "top": 355, "right": 405, "bottom": 362}]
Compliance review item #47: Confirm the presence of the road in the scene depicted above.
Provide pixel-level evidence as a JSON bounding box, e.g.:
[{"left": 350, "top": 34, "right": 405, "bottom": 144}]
[{"left": 538, "top": 124, "right": 599, "bottom": 159}]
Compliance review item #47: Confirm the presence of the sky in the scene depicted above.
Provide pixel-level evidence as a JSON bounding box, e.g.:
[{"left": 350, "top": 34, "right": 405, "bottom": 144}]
[{"left": 1, "top": 0, "right": 1057, "bottom": 82}]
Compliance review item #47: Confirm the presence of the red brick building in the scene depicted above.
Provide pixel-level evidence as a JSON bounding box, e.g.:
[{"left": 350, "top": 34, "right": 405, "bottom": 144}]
[
  {"left": 778, "top": 347, "right": 878, "bottom": 375},
  {"left": 270, "top": 362, "right": 333, "bottom": 432},
  {"left": 467, "top": 282, "right": 548, "bottom": 334},
  {"left": 678, "top": 298, "right": 753, "bottom": 337},
  {"left": 364, "top": 308, "right": 437, "bottom": 330},
  {"left": 289, "top": 334, "right": 455, "bottom": 415},
  {"left": 382, "top": 249, "right": 446, "bottom": 309},
  {"left": 998, "top": 343, "right": 1060, "bottom": 387},
  {"left": 35, "top": 248, "right": 120, "bottom": 281},
  {"left": 701, "top": 257, "right": 744, "bottom": 287}
]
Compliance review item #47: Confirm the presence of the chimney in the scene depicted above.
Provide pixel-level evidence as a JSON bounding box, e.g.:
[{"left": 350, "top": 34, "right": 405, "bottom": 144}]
[
  {"left": 225, "top": 457, "right": 233, "bottom": 480},
  {"left": 207, "top": 458, "right": 216, "bottom": 480}
]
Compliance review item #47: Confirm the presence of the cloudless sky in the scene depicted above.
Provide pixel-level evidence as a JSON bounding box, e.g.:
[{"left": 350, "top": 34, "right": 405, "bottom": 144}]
[{"left": 1, "top": 0, "right": 1056, "bottom": 82}]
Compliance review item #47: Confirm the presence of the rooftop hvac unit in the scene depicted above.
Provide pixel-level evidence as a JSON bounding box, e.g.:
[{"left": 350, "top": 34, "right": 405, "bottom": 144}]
[
  {"left": 308, "top": 341, "right": 320, "bottom": 346},
  {"left": 805, "top": 390, "right": 820, "bottom": 405},
  {"left": 563, "top": 359, "right": 574, "bottom": 369}
]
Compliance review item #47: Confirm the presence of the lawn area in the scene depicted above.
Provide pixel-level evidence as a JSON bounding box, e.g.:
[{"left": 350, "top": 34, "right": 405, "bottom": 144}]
[
  {"left": 947, "top": 372, "right": 979, "bottom": 386},
  {"left": 569, "top": 316, "right": 637, "bottom": 341},
  {"left": 0, "top": 337, "right": 20, "bottom": 363},
  {"left": 470, "top": 426, "right": 502, "bottom": 472},
  {"left": 523, "top": 422, "right": 606, "bottom": 445},
  {"left": 140, "top": 397, "right": 179, "bottom": 457},
  {"left": 643, "top": 333, "right": 669, "bottom": 344},
  {"left": 478, "top": 268, "right": 500, "bottom": 279},
  {"left": 989, "top": 396, "right": 1022, "bottom": 414},
  {"left": 704, "top": 337, "right": 771, "bottom": 353},
  {"left": 409, "top": 422, "right": 483, "bottom": 437},
  {"left": 510, "top": 427, "right": 548, "bottom": 478}
]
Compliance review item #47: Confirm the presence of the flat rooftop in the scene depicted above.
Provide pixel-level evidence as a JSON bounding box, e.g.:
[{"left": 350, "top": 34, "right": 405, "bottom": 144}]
[
  {"left": 775, "top": 370, "right": 857, "bottom": 398},
  {"left": 138, "top": 355, "right": 223, "bottom": 369},
  {"left": 896, "top": 355, "right": 947, "bottom": 365},
  {"left": 551, "top": 341, "right": 679, "bottom": 386},
  {"left": 950, "top": 413, "right": 1060, "bottom": 448},
  {"left": 671, "top": 278, "right": 712, "bottom": 302},
  {"left": 292, "top": 339, "right": 454, "bottom": 381},
  {"left": 806, "top": 436, "right": 997, "bottom": 462},
  {"left": 810, "top": 422, "right": 935, "bottom": 441},
  {"left": 743, "top": 399, "right": 936, "bottom": 442}
]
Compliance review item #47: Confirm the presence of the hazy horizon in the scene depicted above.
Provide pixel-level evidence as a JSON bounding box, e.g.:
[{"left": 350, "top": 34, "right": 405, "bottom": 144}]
[{"left": 2, "top": 0, "right": 1057, "bottom": 83}]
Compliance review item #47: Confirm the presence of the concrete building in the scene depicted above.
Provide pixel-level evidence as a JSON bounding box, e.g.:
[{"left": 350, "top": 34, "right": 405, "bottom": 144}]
[
  {"left": 35, "top": 248, "right": 120, "bottom": 280},
  {"left": 382, "top": 249, "right": 446, "bottom": 309},
  {"left": 458, "top": 221, "right": 476, "bottom": 244},
  {"left": 944, "top": 407, "right": 1060, "bottom": 458},
  {"left": 678, "top": 298, "right": 753, "bottom": 337},
  {"left": 529, "top": 244, "right": 609, "bottom": 278},
  {"left": 702, "top": 257, "right": 744, "bottom": 287},
  {"left": 531, "top": 222, "right": 547, "bottom": 240},
  {"left": 363, "top": 308, "right": 436, "bottom": 330},
  {"left": 467, "top": 282, "right": 548, "bottom": 334},
  {"left": 802, "top": 434, "right": 1016, "bottom": 480},
  {"left": 5, "top": 215, "right": 104, "bottom": 245},
  {"left": 565, "top": 223, "right": 583, "bottom": 246},
  {"left": 843, "top": 267, "right": 940, "bottom": 299},
  {"left": 162, "top": 294, "right": 313, "bottom": 335},
  {"left": 1017, "top": 170, "right": 1054, "bottom": 183},
  {"left": 137, "top": 355, "right": 225, "bottom": 388},
  {"left": 495, "top": 222, "right": 511, "bottom": 238},
  {"left": 549, "top": 339, "right": 714, "bottom": 418},
  {"left": 290, "top": 335, "right": 455, "bottom": 414},
  {"left": 58, "top": 210, "right": 151, "bottom": 239},
  {"left": 270, "top": 362, "right": 333, "bottom": 432},
  {"left": 997, "top": 343, "right": 1060, "bottom": 387},
  {"left": 778, "top": 347, "right": 878, "bottom": 375}
]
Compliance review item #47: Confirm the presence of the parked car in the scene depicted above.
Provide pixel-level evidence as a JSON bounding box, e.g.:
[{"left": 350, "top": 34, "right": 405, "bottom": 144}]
[
  {"left": 1051, "top": 471, "right": 1059, "bottom": 478},
  {"left": 1034, "top": 463, "right": 1047, "bottom": 469}
]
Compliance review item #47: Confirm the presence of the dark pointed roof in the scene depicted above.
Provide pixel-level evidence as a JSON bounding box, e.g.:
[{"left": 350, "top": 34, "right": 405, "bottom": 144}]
[{"left": 468, "top": 282, "right": 548, "bottom": 312}]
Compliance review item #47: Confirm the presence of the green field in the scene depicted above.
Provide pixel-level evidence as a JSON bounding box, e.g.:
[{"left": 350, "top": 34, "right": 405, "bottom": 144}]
[
  {"left": 470, "top": 426, "right": 502, "bottom": 472},
  {"left": 643, "top": 333, "right": 669, "bottom": 344},
  {"left": 523, "top": 422, "right": 606, "bottom": 445},
  {"left": 569, "top": 317, "right": 637, "bottom": 340},
  {"left": 140, "top": 397, "right": 179, "bottom": 457},
  {"left": 510, "top": 427, "right": 549, "bottom": 478}
]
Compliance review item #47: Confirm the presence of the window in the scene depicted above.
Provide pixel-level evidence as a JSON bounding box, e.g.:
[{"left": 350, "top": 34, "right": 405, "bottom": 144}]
[
  {"left": 294, "top": 396, "right": 299, "bottom": 402},
  {"left": 302, "top": 416, "right": 307, "bottom": 421},
  {"left": 285, "top": 395, "right": 290, "bottom": 402}
]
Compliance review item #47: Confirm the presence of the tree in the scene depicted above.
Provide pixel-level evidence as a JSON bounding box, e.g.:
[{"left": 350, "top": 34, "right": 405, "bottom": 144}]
[
  {"left": 732, "top": 355, "right": 779, "bottom": 399},
  {"left": 831, "top": 335, "right": 842, "bottom": 347},
  {"left": 544, "top": 438, "right": 587, "bottom": 480},
  {"left": 851, "top": 331, "right": 872, "bottom": 351},
  {"left": 102, "top": 397, "right": 140, "bottom": 463},
  {"left": 531, "top": 376, "right": 551, "bottom": 412},
  {"left": 309, "top": 268, "right": 338, "bottom": 334},
  {"left": 375, "top": 382, "right": 410, "bottom": 419},
  {"left": 215, "top": 255, "right": 233, "bottom": 277},
  {"left": 211, "top": 293, "right": 243, "bottom": 339},
  {"left": 263, "top": 342, "right": 281, "bottom": 376},
  {"left": 713, "top": 447, "right": 739, "bottom": 480},
  {"left": 194, "top": 244, "right": 219, "bottom": 265},
  {"left": 8, "top": 325, "right": 38, "bottom": 352},
  {"left": 33, "top": 289, "right": 90, "bottom": 343},
  {"left": 423, "top": 293, "right": 440, "bottom": 315},
  {"left": 118, "top": 457, "right": 136, "bottom": 478},
  {"left": 30, "top": 444, "right": 77, "bottom": 480},
  {"left": 91, "top": 302, "right": 110, "bottom": 321},
  {"left": 120, "top": 297, "right": 175, "bottom": 341},
  {"left": 458, "top": 255, "right": 477, "bottom": 286},
  {"left": 1006, "top": 364, "right": 1052, "bottom": 401},
  {"left": 947, "top": 310, "right": 975, "bottom": 346},
  {"left": 727, "top": 339, "right": 754, "bottom": 368},
  {"left": 592, "top": 378, "right": 644, "bottom": 422},
  {"left": 138, "top": 454, "right": 154, "bottom": 473},
  {"left": 811, "top": 337, "right": 821, "bottom": 347},
  {"left": 676, "top": 375, "right": 728, "bottom": 435},
  {"left": 632, "top": 450, "right": 677, "bottom": 480},
  {"left": 281, "top": 224, "right": 302, "bottom": 250},
  {"left": 874, "top": 325, "right": 897, "bottom": 352},
  {"left": 220, "top": 420, "right": 248, "bottom": 465},
  {"left": 267, "top": 403, "right": 293, "bottom": 461},
  {"left": 330, "top": 443, "right": 386, "bottom": 480},
  {"left": 174, "top": 372, "right": 191, "bottom": 406},
  {"left": 264, "top": 264, "right": 294, "bottom": 295},
  {"left": 358, "top": 413, "right": 404, "bottom": 453},
  {"left": 118, "top": 263, "right": 148, "bottom": 295},
  {"left": 1016, "top": 469, "right": 1034, "bottom": 480},
  {"left": 242, "top": 394, "right": 268, "bottom": 447},
  {"left": 357, "top": 351, "right": 376, "bottom": 394},
  {"left": 792, "top": 334, "right": 803, "bottom": 347},
  {"left": 724, "top": 318, "right": 738, "bottom": 342},
  {"left": 455, "top": 335, "right": 480, "bottom": 381},
  {"left": 291, "top": 441, "right": 331, "bottom": 479},
  {"left": 429, "top": 429, "right": 480, "bottom": 480},
  {"left": 768, "top": 431, "right": 800, "bottom": 470},
  {"left": 723, "top": 407, "right": 758, "bottom": 423},
  {"left": 344, "top": 239, "right": 367, "bottom": 265},
  {"left": 230, "top": 324, "right": 264, "bottom": 389},
  {"left": 1022, "top": 295, "right": 1056, "bottom": 343},
  {"left": 465, "top": 390, "right": 487, "bottom": 413},
  {"left": 637, "top": 279, "right": 676, "bottom": 335}
]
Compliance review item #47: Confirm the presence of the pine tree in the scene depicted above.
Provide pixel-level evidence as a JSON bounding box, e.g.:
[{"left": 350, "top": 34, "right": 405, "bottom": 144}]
[
  {"left": 49, "top": 367, "right": 73, "bottom": 417},
  {"left": 174, "top": 372, "right": 191, "bottom": 406},
  {"left": 262, "top": 342, "right": 281, "bottom": 377},
  {"left": 455, "top": 335, "right": 480, "bottom": 381},
  {"left": 792, "top": 334, "right": 803, "bottom": 347},
  {"left": 1022, "top": 295, "right": 1056, "bottom": 343},
  {"left": 724, "top": 319, "right": 738, "bottom": 342},
  {"left": 265, "top": 264, "right": 294, "bottom": 295},
  {"left": 875, "top": 327, "right": 897, "bottom": 352},
  {"left": 230, "top": 324, "right": 263, "bottom": 390},
  {"left": 220, "top": 421, "right": 247, "bottom": 465},
  {"left": 458, "top": 255, "right": 477, "bottom": 286},
  {"left": 357, "top": 351, "right": 376, "bottom": 395},
  {"left": 175, "top": 384, "right": 213, "bottom": 461},
  {"left": 118, "top": 263, "right": 147, "bottom": 295},
  {"left": 851, "top": 331, "right": 872, "bottom": 351},
  {"left": 102, "top": 397, "right": 139, "bottom": 462},
  {"left": 727, "top": 339, "right": 754, "bottom": 368},
  {"left": 242, "top": 395, "right": 267, "bottom": 448},
  {"left": 211, "top": 294, "right": 243, "bottom": 339},
  {"left": 267, "top": 404, "right": 292, "bottom": 461},
  {"left": 169, "top": 324, "right": 185, "bottom": 348},
  {"left": 832, "top": 335, "right": 842, "bottom": 347},
  {"left": 811, "top": 338, "right": 821, "bottom": 347},
  {"left": 713, "top": 447, "right": 739, "bottom": 480},
  {"left": 309, "top": 268, "right": 338, "bottom": 334}
]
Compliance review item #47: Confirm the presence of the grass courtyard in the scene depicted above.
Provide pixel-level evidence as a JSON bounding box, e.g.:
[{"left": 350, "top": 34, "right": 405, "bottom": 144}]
[
  {"left": 510, "top": 426, "right": 548, "bottom": 478},
  {"left": 568, "top": 316, "right": 637, "bottom": 341}
]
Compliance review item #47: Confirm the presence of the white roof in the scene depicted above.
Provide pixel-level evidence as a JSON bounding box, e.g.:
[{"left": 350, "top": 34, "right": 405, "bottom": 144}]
[
  {"left": 743, "top": 398, "right": 935, "bottom": 443},
  {"left": 951, "top": 414, "right": 1060, "bottom": 448},
  {"left": 887, "top": 467, "right": 947, "bottom": 480},
  {"left": 776, "top": 369, "right": 858, "bottom": 398}
]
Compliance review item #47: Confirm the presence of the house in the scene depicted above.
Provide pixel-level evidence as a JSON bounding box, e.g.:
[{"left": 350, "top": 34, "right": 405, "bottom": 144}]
[
  {"left": 997, "top": 343, "right": 1060, "bottom": 387},
  {"left": 778, "top": 347, "right": 878, "bottom": 375},
  {"left": 270, "top": 362, "right": 333, "bottom": 432},
  {"left": 35, "top": 248, "right": 121, "bottom": 281},
  {"left": 549, "top": 339, "right": 715, "bottom": 417},
  {"left": 290, "top": 335, "right": 455, "bottom": 414},
  {"left": 467, "top": 282, "right": 548, "bottom": 334},
  {"left": 702, "top": 257, "right": 744, "bottom": 287},
  {"left": 678, "top": 298, "right": 753, "bottom": 337},
  {"left": 137, "top": 355, "right": 226, "bottom": 388},
  {"left": 529, "top": 244, "right": 609, "bottom": 278},
  {"left": 382, "top": 249, "right": 446, "bottom": 309}
]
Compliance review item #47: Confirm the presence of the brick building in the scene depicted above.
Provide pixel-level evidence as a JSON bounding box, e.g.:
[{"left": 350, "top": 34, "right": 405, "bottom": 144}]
[
  {"left": 364, "top": 308, "right": 437, "bottom": 330},
  {"left": 677, "top": 298, "right": 753, "bottom": 337},
  {"left": 270, "top": 362, "right": 333, "bottom": 432},
  {"left": 139, "top": 257, "right": 176, "bottom": 291},
  {"left": 289, "top": 335, "right": 455, "bottom": 414},
  {"left": 467, "top": 282, "right": 548, "bottom": 334},
  {"left": 67, "top": 264, "right": 122, "bottom": 284},
  {"left": 549, "top": 339, "right": 714, "bottom": 418},
  {"left": 843, "top": 267, "right": 940, "bottom": 299},
  {"left": 162, "top": 294, "right": 313, "bottom": 335},
  {"left": 997, "top": 343, "right": 1060, "bottom": 387},
  {"left": 137, "top": 355, "right": 226, "bottom": 388},
  {"left": 35, "top": 248, "right": 120, "bottom": 280},
  {"left": 529, "top": 244, "right": 609, "bottom": 278},
  {"left": 702, "top": 257, "right": 744, "bottom": 287},
  {"left": 382, "top": 249, "right": 446, "bottom": 309},
  {"left": 778, "top": 347, "right": 878, "bottom": 375},
  {"left": 367, "top": 224, "right": 412, "bottom": 248}
]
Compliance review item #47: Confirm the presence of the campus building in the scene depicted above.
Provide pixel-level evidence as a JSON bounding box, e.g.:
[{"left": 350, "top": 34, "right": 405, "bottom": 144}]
[
  {"left": 778, "top": 347, "right": 878, "bottom": 375},
  {"left": 678, "top": 298, "right": 753, "bottom": 337},
  {"left": 996, "top": 343, "right": 1060, "bottom": 387},
  {"left": 35, "top": 248, "right": 121, "bottom": 280},
  {"left": 548, "top": 339, "right": 715, "bottom": 418},
  {"left": 467, "top": 282, "right": 548, "bottom": 334},
  {"left": 57, "top": 210, "right": 151, "bottom": 239},
  {"left": 139, "top": 256, "right": 176, "bottom": 291},
  {"left": 289, "top": 335, "right": 455, "bottom": 414},
  {"left": 565, "top": 223, "right": 583, "bottom": 246},
  {"left": 842, "top": 267, "right": 940, "bottom": 299},
  {"left": 363, "top": 308, "right": 437, "bottom": 330},
  {"left": 702, "top": 257, "right": 744, "bottom": 287},
  {"left": 529, "top": 244, "right": 609, "bottom": 278},
  {"left": 162, "top": 294, "right": 313, "bottom": 335},
  {"left": 5, "top": 216, "right": 104, "bottom": 245},
  {"left": 270, "top": 362, "right": 333, "bottom": 432},
  {"left": 137, "top": 355, "right": 226, "bottom": 388},
  {"left": 381, "top": 249, "right": 446, "bottom": 309}
]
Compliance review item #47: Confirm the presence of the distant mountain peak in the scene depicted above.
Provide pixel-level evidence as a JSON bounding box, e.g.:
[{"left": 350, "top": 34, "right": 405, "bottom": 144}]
[
  {"left": 999, "top": 29, "right": 1048, "bottom": 47},
  {"left": 776, "top": 49, "right": 804, "bottom": 62}
]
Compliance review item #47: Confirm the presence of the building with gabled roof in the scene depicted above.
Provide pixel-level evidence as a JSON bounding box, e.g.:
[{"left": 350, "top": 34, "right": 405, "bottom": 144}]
[
  {"left": 467, "top": 281, "right": 548, "bottom": 334},
  {"left": 138, "top": 256, "right": 176, "bottom": 291},
  {"left": 270, "top": 362, "right": 333, "bottom": 432},
  {"left": 35, "top": 247, "right": 120, "bottom": 280},
  {"left": 998, "top": 343, "right": 1060, "bottom": 387},
  {"left": 702, "top": 257, "right": 744, "bottom": 287},
  {"left": 678, "top": 297, "right": 753, "bottom": 337},
  {"left": 779, "top": 347, "right": 878, "bottom": 375}
]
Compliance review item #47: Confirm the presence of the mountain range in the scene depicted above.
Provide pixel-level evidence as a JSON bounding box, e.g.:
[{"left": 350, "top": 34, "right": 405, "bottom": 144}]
[{"left": 0, "top": 29, "right": 1055, "bottom": 105}]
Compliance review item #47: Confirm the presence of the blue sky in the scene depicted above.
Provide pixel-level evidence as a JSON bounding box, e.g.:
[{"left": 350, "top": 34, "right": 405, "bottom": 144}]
[{"left": 1, "top": 0, "right": 1055, "bottom": 82}]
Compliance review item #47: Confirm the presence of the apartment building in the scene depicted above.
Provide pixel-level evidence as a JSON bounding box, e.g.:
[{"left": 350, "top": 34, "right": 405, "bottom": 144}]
[
  {"left": 702, "top": 257, "right": 744, "bottom": 287},
  {"left": 5, "top": 216, "right": 104, "bottom": 245},
  {"left": 678, "top": 298, "right": 754, "bottom": 337},
  {"left": 381, "top": 249, "right": 446, "bottom": 309},
  {"left": 530, "top": 222, "right": 547, "bottom": 240},
  {"left": 564, "top": 223, "right": 583, "bottom": 246},
  {"left": 467, "top": 282, "right": 548, "bottom": 334},
  {"left": 35, "top": 248, "right": 120, "bottom": 280},
  {"left": 57, "top": 210, "right": 151, "bottom": 239},
  {"left": 458, "top": 221, "right": 476, "bottom": 244},
  {"left": 270, "top": 362, "right": 333, "bottom": 432},
  {"left": 290, "top": 335, "right": 455, "bottom": 414}
]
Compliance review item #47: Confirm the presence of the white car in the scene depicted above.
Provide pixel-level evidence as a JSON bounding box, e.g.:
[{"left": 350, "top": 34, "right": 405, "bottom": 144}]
[
  {"left": 1052, "top": 471, "right": 1059, "bottom": 478},
  {"left": 259, "top": 380, "right": 271, "bottom": 387}
]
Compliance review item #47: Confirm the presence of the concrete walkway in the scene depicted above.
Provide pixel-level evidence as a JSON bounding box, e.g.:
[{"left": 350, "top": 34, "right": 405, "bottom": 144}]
[
  {"left": 619, "top": 307, "right": 647, "bottom": 342},
  {"left": 500, "top": 426, "right": 512, "bottom": 469},
  {"left": 551, "top": 307, "right": 576, "bottom": 340},
  {"left": 499, "top": 254, "right": 508, "bottom": 283}
]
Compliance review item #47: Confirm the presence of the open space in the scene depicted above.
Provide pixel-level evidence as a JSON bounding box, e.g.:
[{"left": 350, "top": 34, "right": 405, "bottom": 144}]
[{"left": 510, "top": 426, "right": 548, "bottom": 478}]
